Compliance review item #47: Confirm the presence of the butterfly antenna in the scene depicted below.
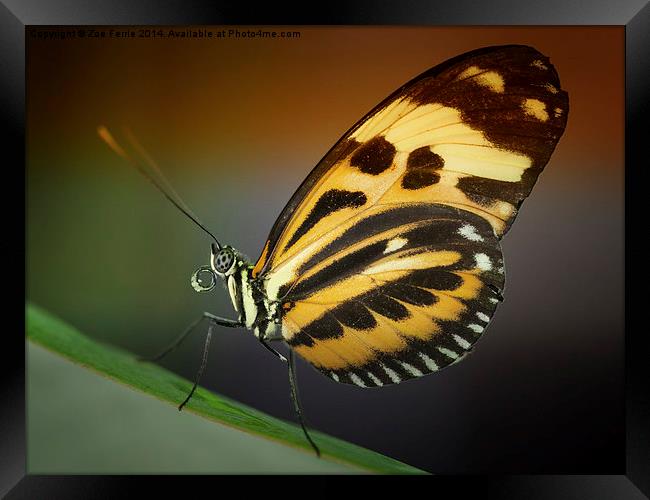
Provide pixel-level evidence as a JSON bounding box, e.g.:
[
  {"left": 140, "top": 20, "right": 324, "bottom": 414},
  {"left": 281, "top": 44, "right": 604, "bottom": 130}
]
[
  {"left": 122, "top": 127, "right": 196, "bottom": 222},
  {"left": 97, "top": 125, "right": 221, "bottom": 249}
]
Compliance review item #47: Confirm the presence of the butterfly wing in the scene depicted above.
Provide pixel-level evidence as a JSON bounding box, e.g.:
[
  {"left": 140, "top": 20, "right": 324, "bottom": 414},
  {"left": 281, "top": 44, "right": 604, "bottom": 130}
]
[
  {"left": 279, "top": 204, "right": 505, "bottom": 386},
  {"left": 254, "top": 45, "right": 568, "bottom": 386}
]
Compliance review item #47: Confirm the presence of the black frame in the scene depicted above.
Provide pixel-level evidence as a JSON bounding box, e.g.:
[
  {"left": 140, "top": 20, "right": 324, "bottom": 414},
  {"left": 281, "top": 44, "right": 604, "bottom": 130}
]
[{"left": 7, "top": 0, "right": 647, "bottom": 496}]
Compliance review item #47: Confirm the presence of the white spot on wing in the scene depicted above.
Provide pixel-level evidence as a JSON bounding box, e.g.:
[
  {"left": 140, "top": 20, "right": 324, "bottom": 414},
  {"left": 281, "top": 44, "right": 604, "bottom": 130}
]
[
  {"left": 457, "top": 224, "right": 484, "bottom": 242},
  {"left": 489, "top": 297, "right": 499, "bottom": 303},
  {"left": 474, "top": 253, "right": 492, "bottom": 271},
  {"left": 367, "top": 371, "right": 383, "bottom": 386},
  {"left": 330, "top": 372, "right": 339, "bottom": 382},
  {"left": 438, "top": 347, "right": 459, "bottom": 359},
  {"left": 476, "top": 312, "right": 490, "bottom": 323},
  {"left": 381, "top": 363, "right": 401, "bottom": 383},
  {"left": 350, "top": 373, "right": 366, "bottom": 387},
  {"left": 468, "top": 324, "right": 484, "bottom": 333},
  {"left": 384, "top": 237, "right": 408, "bottom": 254},
  {"left": 453, "top": 334, "right": 472, "bottom": 349},
  {"left": 418, "top": 352, "right": 439, "bottom": 371},
  {"left": 399, "top": 361, "right": 423, "bottom": 377}
]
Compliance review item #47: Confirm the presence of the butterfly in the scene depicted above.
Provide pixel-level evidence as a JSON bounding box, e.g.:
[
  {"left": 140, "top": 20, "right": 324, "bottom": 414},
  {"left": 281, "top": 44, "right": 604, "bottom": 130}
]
[{"left": 99, "top": 44, "right": 568, "bottom": 457}]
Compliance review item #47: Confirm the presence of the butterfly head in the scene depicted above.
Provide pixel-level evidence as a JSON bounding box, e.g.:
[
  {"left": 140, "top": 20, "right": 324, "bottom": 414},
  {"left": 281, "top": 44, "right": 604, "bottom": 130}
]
[
  {"left": 210, "top": 243, "right": 238, "bottom": 277},
  {"left": 190, "top": 243, "right": 242, "bottom": 293}
]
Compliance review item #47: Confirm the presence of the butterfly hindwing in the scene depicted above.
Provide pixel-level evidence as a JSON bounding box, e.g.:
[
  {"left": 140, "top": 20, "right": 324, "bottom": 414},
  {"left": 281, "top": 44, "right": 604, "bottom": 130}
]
[
  {"left": 251, "top": 45, "right": 567, "bottom": 386},
  {"left": 280, "top": 205, "right": 505, "bottom": 386}
]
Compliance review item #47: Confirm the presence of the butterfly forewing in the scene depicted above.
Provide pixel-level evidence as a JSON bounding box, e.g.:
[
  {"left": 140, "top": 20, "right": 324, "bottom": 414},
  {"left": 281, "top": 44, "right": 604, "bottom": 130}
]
[{"left": 252, "top": 45, "right": 568, "bottom": 387}]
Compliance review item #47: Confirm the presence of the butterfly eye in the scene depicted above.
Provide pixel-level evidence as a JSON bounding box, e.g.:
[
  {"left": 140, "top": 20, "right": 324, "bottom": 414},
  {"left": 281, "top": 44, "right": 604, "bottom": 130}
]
[{"left": 212, "top": 248, "right": 235, "bottom": 275}]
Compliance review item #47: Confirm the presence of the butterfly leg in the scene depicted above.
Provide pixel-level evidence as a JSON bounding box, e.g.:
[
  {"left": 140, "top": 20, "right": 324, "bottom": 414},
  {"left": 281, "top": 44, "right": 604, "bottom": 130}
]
[
  {"left": 287, "top": 349, "right": 321, "bottom": 457},
  {"left": 259, "top": 339, "right": 287, "bottom": 362},
  {"left": 178, "top": 320, "right": 214, "bottom": 411},
  {"left": 138, "top": 312, "right": 241, "bottom": 362},
  {"left": 176, "top": 314, "right": 241, "bottom": 411},
  {"left": 258, "top": 325, "right": 288, "bottom": 362}
]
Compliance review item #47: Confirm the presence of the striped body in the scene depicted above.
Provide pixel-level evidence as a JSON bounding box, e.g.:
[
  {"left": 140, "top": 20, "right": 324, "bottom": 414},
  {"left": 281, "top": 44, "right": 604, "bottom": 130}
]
[
  {"left": 223, "top": 45, "right": 568, "bottom": 388},
  {"left": 225, "top": 260, "right": 279, "bottom": 340}
]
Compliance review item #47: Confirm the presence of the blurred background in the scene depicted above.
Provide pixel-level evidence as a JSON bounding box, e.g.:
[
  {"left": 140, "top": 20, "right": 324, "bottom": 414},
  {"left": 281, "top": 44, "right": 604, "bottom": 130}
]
[{"left": 27, "top": 26, "right": 624, "bottom": 473}]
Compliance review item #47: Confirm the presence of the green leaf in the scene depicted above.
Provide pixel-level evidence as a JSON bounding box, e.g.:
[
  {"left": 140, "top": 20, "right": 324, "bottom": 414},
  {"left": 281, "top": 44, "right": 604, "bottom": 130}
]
[{"left": 26, "top": 302, "right": 426, "bottom": 474}]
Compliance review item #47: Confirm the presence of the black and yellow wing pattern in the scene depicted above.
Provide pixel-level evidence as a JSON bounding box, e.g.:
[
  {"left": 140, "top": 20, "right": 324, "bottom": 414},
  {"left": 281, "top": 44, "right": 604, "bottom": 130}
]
[{"left": 252, "top": 45, "right": 568, "bottom": 387}]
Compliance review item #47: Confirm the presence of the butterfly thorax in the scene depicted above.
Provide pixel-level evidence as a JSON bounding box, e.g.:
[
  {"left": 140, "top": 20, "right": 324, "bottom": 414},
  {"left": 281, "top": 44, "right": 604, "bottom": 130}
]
[{"left": 223, "top": 251, "right": 280, "bottom": 340}]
